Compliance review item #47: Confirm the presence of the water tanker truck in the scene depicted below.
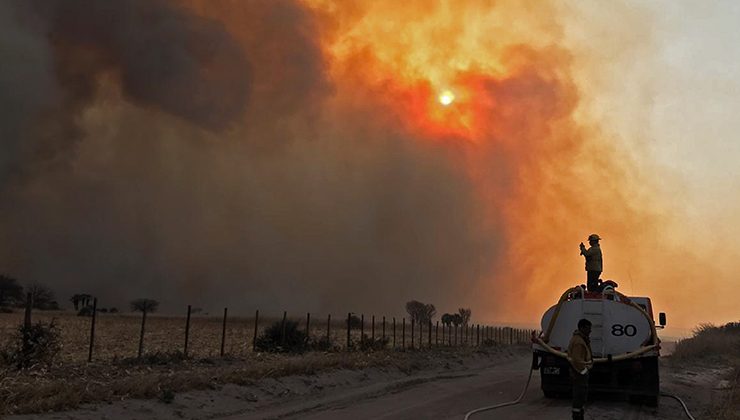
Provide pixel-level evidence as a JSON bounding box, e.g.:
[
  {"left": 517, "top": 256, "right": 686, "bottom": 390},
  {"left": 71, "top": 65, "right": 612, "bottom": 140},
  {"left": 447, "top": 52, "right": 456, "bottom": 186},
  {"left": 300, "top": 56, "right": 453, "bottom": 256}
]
[{"left": 532, "top": 281, "right": 667, "bottom": 405}]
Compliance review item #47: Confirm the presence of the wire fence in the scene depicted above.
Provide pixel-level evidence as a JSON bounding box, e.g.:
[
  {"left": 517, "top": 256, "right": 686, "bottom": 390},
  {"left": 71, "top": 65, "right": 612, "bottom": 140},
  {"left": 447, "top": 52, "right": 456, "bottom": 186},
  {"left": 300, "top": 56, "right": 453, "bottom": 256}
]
[{"left": 0, "top": 295, "right": 538, "bottom": 364}]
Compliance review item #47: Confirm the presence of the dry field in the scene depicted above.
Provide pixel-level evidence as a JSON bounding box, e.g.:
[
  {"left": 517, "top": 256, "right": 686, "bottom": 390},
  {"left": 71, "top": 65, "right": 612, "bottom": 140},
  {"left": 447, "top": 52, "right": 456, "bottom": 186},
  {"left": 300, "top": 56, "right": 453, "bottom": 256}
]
[
  {"left": 0, "top": 309, "right": 533, "bottom": 416},
  {"left": 0, "top": 310, "right": 529, "bottom": 363}
]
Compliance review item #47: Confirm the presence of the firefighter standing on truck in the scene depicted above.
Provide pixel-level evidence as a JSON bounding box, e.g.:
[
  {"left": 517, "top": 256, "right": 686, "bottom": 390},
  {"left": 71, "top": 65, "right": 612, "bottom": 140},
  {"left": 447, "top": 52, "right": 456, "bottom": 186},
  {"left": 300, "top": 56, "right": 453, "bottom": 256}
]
[
  {"left": 579, "top": 234, "right": 602, "bottom": 292},
  {"left": 568, "top": 318, "right": 593, "bottom": 420}
]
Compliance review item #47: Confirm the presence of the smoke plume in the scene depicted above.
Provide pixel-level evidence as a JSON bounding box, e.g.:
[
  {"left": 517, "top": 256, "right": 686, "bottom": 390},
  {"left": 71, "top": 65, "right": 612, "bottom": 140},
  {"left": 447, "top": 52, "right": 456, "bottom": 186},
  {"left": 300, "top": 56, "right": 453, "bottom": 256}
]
[{"left": 0, "top": 0, "right": 732, "bottom": 330}]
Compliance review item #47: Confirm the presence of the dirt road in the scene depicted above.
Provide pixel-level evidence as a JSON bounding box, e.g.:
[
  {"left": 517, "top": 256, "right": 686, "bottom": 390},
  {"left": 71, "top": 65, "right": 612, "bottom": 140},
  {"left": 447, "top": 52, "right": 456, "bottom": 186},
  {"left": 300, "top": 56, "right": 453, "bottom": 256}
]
[
  {"left": 8, "top": 349, "right": 726, "bottom": 420},
  {"left": 227, "top": 356, "right": 699, "bottom": 420}
]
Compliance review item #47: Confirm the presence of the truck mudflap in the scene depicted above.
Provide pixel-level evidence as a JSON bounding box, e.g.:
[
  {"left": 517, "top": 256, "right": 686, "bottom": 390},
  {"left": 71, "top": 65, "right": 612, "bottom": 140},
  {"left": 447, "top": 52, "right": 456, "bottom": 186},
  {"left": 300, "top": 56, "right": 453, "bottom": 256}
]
[{"left": 535, "top": 350, "right": 660, "bottom": 405}]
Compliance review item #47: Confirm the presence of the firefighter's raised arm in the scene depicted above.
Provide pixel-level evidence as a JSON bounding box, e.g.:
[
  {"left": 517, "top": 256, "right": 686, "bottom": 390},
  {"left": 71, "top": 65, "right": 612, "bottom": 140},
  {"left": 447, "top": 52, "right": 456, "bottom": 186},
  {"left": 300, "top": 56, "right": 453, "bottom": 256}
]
[{"left": 579, "top": 242, "right": 588, "bottom": 256}]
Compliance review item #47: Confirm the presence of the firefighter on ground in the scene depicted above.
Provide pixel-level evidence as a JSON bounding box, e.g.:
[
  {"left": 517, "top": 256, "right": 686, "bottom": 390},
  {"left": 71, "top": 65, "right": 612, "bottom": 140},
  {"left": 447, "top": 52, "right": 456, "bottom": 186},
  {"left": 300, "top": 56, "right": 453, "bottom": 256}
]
[
  {"left": 579, "top": 233, "right": 602, "bottom": 292},
  {"left": 568, "top": 318, "right": 593, "bottom": 420}
]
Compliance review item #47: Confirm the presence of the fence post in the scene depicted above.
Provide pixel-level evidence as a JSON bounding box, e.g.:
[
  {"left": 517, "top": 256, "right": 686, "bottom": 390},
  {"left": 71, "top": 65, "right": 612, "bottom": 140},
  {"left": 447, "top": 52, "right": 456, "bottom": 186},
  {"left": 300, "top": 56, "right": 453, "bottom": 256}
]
[
  {"left": 509, "top": 327, "right": 513, "bottom": 345},
  {"left": 402, "top": 318, "right": 406, "bottom": 350},
  {"left": 410, "top": 318, "right": 414, "bottom": 350},
  {"left": 137, "top": 308, "right": 147, "bottom": 358},
  {"left": 371, "top": 315, "right": 375, "bottom": 343},
  {"left": 346, "top": 312, "right": 351, "bottom": 350},
  {"left": 87, "top": 298, "right": 97, "bottom": 362},
  {"left": 392, "top": 317, "right": 396, "bottom": 349},
  {"left": 360, "top": 314, "right": 365, "bottom": 347},
  {"left": 435, "top": 321, "right": 439, "bottom": 346},
  {"left": 280, "top": 311, "right": 287, "bottom": 346},
  {"left": 252, "top": 310, "right": 259, "bottom": 351},
  {"left": 428, "top": 320, "right": 432, "bottom": 348},
  {"left": 476, "top": 324, "right": 480, "bottom": 346},
  {"left": 326, "top": 314, "right": 331, "bottom": 343},
  {"left": 454, "top": 325, "right": 457, "bottom": 346},
  {"left": 184, "top": 305, "right": 191, "bottom": 356},
  {"left": 382, "top": 316, "right": 386, "bottom": 342},
  {"left": 221, "top": 307, "right": 228, "bottom": 357},
  {"left": 306, "top": 312, "right": 311, "bottom": 342},
  {"left": 419, "top": 320, "right": 423, "bottom": 349}
]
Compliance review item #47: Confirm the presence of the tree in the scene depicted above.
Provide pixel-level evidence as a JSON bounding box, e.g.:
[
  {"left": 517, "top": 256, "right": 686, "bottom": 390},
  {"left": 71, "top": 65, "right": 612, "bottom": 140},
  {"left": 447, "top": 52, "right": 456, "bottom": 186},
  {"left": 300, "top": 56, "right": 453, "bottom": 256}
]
[
  {"left": 130, "top": 298, "right": 159, "bottom": 313},
  {"left": 458, "top": 308, "right": 472, "bottom": 326},
  {"left": 405, "top": 300, "right": 436, "bottom": 324},
  {"left": 27, "top": 283, "right": 59, "bottom": 310},
  {"left": 0, "top": 275, "right": 23, "bottom": 307}
]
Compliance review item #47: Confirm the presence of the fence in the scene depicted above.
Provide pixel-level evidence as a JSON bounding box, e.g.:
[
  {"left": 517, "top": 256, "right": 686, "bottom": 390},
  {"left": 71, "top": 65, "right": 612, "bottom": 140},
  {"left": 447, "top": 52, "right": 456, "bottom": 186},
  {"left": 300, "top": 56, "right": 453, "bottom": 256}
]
[{"left": 2, "top": 295, "right": 538, "bottom": 363}]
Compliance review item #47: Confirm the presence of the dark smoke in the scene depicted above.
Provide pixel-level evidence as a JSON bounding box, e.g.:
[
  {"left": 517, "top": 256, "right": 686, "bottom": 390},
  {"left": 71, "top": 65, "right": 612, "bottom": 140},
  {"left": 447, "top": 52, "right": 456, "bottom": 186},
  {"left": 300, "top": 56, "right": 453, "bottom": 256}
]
[{"left": 0, "top": 0, "right": 498, "bottom": 317}]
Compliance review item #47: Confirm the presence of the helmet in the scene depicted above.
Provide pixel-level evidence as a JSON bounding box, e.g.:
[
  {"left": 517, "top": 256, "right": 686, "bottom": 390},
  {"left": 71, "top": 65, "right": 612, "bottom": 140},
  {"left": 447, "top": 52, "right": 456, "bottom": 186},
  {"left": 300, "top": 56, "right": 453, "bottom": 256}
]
[{"left": 588, "top": 234, "right": 601, "bottom": 241}]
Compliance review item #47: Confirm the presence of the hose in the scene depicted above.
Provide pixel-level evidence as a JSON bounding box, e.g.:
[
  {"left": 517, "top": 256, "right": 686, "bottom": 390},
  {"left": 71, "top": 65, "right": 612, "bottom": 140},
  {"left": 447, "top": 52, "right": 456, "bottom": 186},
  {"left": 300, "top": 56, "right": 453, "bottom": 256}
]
[
  {"left": 462, "top": 365, "right": 534, "bottom": 420},
  {"left": 461, "top": 360, "right": 696, "bottom": 420},
  {"left": 661, "top": 392, "right": 696, "bottom": 420}
]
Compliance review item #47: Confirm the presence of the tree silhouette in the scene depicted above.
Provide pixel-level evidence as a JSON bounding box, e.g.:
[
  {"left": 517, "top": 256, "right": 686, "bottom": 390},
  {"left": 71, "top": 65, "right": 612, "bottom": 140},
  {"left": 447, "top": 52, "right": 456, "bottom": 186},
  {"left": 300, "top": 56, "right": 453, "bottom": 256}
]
[
  {"left": 458, "top": 308, "right": 472, "bottom": 326},
  {"left": 405, "top": 300, "right": 436, "bottom": 324},
  {"left": 27, "top": 284, "right": 59, "bottom": 310},
  {"left": 130, "top": 298, "right": 159, "bottom": 313},
  {"left": 0, "top": 274, "right": 23, "bottom": 306}
]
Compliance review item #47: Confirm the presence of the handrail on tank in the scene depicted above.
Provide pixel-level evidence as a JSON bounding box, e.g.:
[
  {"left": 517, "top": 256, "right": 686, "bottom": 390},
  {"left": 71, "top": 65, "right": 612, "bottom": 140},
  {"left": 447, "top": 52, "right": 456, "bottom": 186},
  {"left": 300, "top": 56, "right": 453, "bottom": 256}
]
[{"left": 537, "top": 284, "right": 661, "bottom": 363}]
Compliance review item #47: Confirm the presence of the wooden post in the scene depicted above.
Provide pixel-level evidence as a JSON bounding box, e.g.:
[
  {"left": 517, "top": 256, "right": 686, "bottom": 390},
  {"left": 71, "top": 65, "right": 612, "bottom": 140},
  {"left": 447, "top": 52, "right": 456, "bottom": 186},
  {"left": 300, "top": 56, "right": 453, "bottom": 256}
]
[
  {"left": 392, "top": 317, "right": 396, "bottom": 349},
  {"left": 252, "top": 310, "right": 259, "bottom": 351},
  {"left": 428, "top": 320, "right": 432, "bottom": 348},
  {"left": 418, "top": 320, "right": 423, "bottom": 349},
  {"left": 410, "top": 318, "right": 414, "bottom": 350},
  {"left": 346, "top": 312, "right": 351, "bottom": 350},
  {"left": 371, "top": 315, "right": 375, "bottom": 343},
  {"left": 326, "top": 314, "right": 331, "bottom": 342},
  {"left": 476, "top": 324, "right": 480, "bottom": 346},
  {"left": 402, "top": 318, "right": 406, "bottom": 350},
  {"left": 220, "top": 307, "right": 228, "bottom": 357},
  {"left": 454, "top": 325, "right": 457, "bottom": 346},
  {"left": 87, "top": 298, "right": 97, "bottom": 362},
  {"left": 280, "top": 311, "right": 287, "bottom": 346},
  {"left": 360, "top": 314, "right": 365, "bottom": 347},
  {"left": 509, "top": 327, "right": 513, "bottom": 345},
  {"left": 382, "top": 316, "right": 386, "bottom": 341},
  {"left": 137, "top": 309, "right": 147, "bottom": 358},
  {"left": 184, "top": 305, "right": 191, "bottom": 356},
  {"left": 306, "top": 312, "right": 311, "bottom": 341},
  {"left": 435, "top": 321, "right": 439, "bottom": 346}
]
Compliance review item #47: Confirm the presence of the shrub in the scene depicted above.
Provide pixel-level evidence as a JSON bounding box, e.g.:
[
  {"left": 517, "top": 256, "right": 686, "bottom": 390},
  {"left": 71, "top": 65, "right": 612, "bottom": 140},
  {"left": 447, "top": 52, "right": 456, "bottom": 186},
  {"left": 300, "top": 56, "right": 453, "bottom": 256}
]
[
  {"left": 672, "top": 322, "right": 740, "bottom": 365},
  {"left": 109, "top": 307, "right": 119, "bottom": 313},
  {"left": 255, "top": 320, "right": 308, "bottom": 353},
  {"left": 0, "top": 321, "right": 61, "bottom": 368},
  {"left": 358, "top": 335, "right": 389, "bottom": 351},
  {"left": 311, "top": 336, "right": 340, "bottom": 352},
  {"left": 348, "top": 315, "right": 362, "bottom": 328},
  {"left": 77, "top": 306, "right": 95, "bottom": 317}
]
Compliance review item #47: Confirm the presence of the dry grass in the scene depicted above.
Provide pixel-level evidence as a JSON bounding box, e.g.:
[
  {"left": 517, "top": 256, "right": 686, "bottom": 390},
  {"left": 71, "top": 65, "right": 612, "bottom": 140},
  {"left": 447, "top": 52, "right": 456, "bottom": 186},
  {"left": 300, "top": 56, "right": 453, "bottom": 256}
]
[
  {"left": 670, "top": 322, "right": 740, "bottom": 419},
  {"left": 0, "top": 344, "right": 518, "bottom": 415},
  {"left": 0, "top": 311, "right": 515, "bottom": 362},
  {"left": 0, "top": 310, "right": 527, "bottom": 415}
]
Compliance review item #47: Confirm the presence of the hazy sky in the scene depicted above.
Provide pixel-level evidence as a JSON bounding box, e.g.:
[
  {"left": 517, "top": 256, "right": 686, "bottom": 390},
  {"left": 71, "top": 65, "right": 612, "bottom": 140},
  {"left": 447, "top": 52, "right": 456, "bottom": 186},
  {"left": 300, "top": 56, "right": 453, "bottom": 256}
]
[{"left": 1, "top": 1, "right": 738, "bottom": 337}]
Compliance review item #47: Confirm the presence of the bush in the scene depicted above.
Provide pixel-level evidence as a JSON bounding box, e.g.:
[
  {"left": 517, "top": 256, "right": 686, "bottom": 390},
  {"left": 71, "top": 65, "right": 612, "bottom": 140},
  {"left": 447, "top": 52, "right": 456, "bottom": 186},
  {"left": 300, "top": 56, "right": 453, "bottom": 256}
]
[
  {"left": 109, "top": 307, "right": 119, "bottom": 313},
  {"left": 348, "top": 315, "right": 362, "bottom": 328},
  {"left": 77, "top": 306, "right": 95, "bottom": 317},
  {"left": 311, "top": 336, "right": 340, "bottom": 352},
  {"left": 358, "top": 335, "right": 389, "bottom": 351},
  {"left": 672, "top": 322, "right": 740, "bottom": 365},
  {"left": 254, "top": 320, "right": 308, "bottom": 353},
  {"left": 0, "top": 321, "right": 61, "bottom": 368}
]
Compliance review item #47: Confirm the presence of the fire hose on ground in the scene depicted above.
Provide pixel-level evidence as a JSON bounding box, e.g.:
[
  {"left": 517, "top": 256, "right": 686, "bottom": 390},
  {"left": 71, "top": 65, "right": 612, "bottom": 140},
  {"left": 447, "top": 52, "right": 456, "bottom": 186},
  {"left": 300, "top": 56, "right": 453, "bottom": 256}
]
[{"left": 462, "top": 346, "right": 696, "bottom": 420}]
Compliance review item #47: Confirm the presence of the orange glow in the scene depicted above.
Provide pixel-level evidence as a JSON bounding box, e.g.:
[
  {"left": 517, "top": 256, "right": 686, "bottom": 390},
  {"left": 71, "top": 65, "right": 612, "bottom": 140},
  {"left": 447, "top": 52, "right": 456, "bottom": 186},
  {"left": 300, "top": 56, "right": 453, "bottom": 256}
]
[{"left": 180, "top": 0, "right": 735, "bottom": 332}]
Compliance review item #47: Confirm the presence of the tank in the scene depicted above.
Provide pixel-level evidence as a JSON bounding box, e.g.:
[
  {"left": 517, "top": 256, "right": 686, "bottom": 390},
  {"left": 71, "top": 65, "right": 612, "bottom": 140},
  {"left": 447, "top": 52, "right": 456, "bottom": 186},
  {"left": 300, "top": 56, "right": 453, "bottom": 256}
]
[{"left": 532, "top": 283, "right": 666, "bottom": 405}]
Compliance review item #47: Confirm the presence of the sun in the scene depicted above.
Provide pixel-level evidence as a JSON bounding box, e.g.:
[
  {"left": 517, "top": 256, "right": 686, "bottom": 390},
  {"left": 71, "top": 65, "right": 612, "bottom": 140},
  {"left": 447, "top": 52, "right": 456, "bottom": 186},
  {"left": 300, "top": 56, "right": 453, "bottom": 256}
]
[{"left": 438, "top": 90, "right": 455, "bottom": 106}]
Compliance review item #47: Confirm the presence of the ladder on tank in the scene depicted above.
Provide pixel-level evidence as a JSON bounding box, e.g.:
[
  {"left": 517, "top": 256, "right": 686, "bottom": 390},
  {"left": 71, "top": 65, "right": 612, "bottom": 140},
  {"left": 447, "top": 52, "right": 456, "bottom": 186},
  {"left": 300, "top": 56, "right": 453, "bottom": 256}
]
[{"left": 581, "top": 297, "right": 605, "bottom": 357}]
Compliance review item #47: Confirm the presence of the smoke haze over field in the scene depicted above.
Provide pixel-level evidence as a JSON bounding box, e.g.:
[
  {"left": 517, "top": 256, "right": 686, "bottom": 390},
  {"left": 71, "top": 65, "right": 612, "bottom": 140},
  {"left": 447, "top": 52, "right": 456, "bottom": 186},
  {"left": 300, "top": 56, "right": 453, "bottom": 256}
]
[{"left": 0, "top": 0, "right": 737, "bottom": 330}]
